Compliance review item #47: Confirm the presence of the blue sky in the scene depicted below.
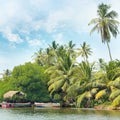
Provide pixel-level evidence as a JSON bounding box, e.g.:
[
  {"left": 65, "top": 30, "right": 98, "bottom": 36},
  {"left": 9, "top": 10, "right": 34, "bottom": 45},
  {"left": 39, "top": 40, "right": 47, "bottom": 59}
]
[{"left": 0, "top": 0, "right": 120, "bottom": 74}]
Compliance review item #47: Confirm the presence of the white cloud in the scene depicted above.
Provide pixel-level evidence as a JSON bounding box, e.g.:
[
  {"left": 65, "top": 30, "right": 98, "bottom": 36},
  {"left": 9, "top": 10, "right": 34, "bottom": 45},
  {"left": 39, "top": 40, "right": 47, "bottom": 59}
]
[
  {"left": 44, "top": 10, "right": 68, "bottom": 33},
  {"left": 0, "top": 0, "right": 99, "bottom": 44},
  {"left": 42, "top": 1, "right": 98, "bottom": 35},
  {"left": 0, "top": 0, "right": 119, "bottom": 43},
  {"left": 27, "top": 39, "right": 42, "bottom": 47},
  {"left": 26, "top": 36, "right": 48, "bottom": 47},
  {"left": 1, "top": 27, "right": 23, "bottom": 43}
]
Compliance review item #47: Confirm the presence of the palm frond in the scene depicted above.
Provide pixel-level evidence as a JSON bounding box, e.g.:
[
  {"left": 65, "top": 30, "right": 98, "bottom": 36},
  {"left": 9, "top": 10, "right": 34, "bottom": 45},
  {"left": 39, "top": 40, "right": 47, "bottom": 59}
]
[
  {"left": 66, "top": 84, "right": 78, "bottom": 97},
  {"left": 76, "top": 92, "right": 86, "bottom": 107},
  {"left": 112, "top": 77, "right": 120, "bottom": 89},
  {"left": 90, "top": 24, "right": 99, "bottom": 35},
  {"left": 45, "top": 66, "right": 56, "bottom": 74},
  {"left": 88, "top": 18, "right": 99, "bottom": 25},
  {"left": 109, "top": 89, "right": 120, "bottom": 101},
  {"left": 92, "top": 81, "right": 106, "bottom": 89},
  {"left": 62, "top": 82, "right": 69, "bottom": 92},
  {"left": 105, "top": 11, "right": 118, "bottom": 18},
  {"left": 95, "top": 89, "right": 107, "bottom": 100},
  {"left": 48, "top": 75, "right": 65, "bottom": 85},
  {"left": 112, "top": 95, "right": 120, "bottom": 107},
  {"left": 48, "top": 79, "right": 64, "bottom": 92},
  {"left": 86, "top": 91, "right": 92, "bottom": 99},
  {"left": 91, "top": 88, "right": 99, "bottom": 95},
  {"left": 108, "top": 20, "right": 119, "bottom": 38}
]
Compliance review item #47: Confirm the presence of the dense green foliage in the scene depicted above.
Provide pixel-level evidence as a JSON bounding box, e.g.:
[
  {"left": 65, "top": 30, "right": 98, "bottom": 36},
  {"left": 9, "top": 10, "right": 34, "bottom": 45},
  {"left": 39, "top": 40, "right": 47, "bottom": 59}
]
[{"left": 0, "top": 63, "right": 50, "bottom": 102}]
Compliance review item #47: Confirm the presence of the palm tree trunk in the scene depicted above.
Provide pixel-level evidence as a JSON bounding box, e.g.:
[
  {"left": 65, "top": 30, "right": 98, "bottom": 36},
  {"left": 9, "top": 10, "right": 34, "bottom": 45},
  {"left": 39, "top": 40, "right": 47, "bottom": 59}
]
[{"left": 106, "top": 42, "right": 112, "bottom": 61}]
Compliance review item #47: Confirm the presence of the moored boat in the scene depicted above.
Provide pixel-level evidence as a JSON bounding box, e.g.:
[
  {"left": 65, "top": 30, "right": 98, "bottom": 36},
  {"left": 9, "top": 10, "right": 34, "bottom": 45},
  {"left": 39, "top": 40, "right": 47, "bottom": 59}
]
[
  {"left": 34, "top": 102, "right": 60, "bottom": 108},
  {"left": 13, "top": 102, "right": 31, "bottom": 107},
  {"left": 2, "top": 102, "right": 14, "bottom": 108},
  {"left": 1, "top": 102, "right": 31, "bottom": 108}
]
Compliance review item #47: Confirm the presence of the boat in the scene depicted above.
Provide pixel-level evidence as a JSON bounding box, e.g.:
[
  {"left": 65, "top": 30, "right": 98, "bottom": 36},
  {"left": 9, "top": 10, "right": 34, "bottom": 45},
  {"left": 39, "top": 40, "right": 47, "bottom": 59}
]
[
  {"left": 13, "top": 102, "right": 31, "bottom": 107},
  {"left": 34, "top": 102, "right": 60, "bottom": 108},
  {"left": 2, "top": 102, "right": 14, "bottom": 108},
  {"left": 1, "top": 102, "right": 31, "bottom": 108}
]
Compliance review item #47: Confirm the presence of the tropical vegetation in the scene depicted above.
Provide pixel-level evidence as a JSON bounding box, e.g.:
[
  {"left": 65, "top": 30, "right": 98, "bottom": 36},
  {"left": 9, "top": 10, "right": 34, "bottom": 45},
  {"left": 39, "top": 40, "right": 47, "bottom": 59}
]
[
  {"left": 0, "top": 3, "right": 120, "bottom": 109},
  {"left": 89, "top": 3, "right": 119, "bottom": 61}
]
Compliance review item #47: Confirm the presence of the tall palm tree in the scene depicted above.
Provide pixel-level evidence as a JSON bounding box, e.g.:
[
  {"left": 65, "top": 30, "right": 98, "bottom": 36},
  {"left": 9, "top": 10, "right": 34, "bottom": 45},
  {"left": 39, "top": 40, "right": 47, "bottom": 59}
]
[
  {"left": 78, "top": 42, "right": 92, "bottom": 62},
  {"left": 88, "top": 3, "right": 119, "bottom": 61}
]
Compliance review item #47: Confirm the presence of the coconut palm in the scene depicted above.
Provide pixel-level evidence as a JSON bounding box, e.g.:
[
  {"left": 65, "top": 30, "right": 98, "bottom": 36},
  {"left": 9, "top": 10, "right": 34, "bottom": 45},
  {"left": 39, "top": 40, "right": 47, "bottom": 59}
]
[
  {"left": 67, "top": 41, "right": 75, "bottom": 53},
  {"left": 77, "top": 42, "right": 92, "bottom": 62},
  {"left": 33, "top": 48, "right": 45, "bottom": 65},
  {"left": 33, "top": 41, "right": 59, "bottom": 66},
  {"left": 89, "top": 3, "right": 119, "bottom": 61},
  {"left": 66, "top": 61, "right": 95, "bottom": 107},
  {"left": 45, "top": 47, "right": 76, "bottom": 105},
  {"left": 98, "top": 58, "right": 106, "bottom": 72},
  {"left": 49, "top": 41, "right": 58, "bottom": 51}
]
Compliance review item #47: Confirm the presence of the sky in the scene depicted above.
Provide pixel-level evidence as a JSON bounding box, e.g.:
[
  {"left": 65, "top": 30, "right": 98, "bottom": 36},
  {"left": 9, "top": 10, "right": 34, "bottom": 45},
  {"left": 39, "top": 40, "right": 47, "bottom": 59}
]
[{"left": 0, "top": 0, "right": 120, "bottom": 74}]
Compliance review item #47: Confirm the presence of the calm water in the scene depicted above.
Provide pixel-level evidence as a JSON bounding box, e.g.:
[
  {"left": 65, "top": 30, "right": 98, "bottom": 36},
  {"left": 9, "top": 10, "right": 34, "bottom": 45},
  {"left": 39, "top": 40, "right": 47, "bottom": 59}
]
[{"left": 0, "top": 107, "right": 120, "bottom": 120}]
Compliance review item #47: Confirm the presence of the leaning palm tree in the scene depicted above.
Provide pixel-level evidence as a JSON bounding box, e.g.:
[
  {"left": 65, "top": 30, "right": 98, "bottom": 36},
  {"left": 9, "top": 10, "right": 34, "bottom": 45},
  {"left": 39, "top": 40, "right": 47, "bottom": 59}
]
[
  {"left": 88, "top": 3, "right": 119, "bottom": 61},
  {"left": 70, "top": 61, "right": 95, "bottom": 107}
]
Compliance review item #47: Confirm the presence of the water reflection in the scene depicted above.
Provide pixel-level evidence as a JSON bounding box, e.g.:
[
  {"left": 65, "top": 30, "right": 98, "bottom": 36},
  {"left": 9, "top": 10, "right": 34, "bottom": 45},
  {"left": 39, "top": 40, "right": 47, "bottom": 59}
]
[{"left": 0, "top": 108, "right": 120, "bottom": 120}]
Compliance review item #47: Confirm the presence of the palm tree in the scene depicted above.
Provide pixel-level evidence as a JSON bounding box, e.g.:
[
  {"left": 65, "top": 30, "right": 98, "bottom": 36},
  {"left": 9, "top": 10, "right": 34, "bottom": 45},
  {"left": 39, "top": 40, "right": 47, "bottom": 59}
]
[
  {"left": 33, "top": 43, "right": 58, "bottom": 66},
  {"left": 33, "top": 48, "right": 48, "bottom": 66},
  {"left": 49, "top": 41, "right": 58, "bottom": 51},
  {"left": 45, "top": 45, "right": 76, "bottom": 105},
  {"left": 98, "top": 58, "right": 106, "bottom": 72},
  {"left": 3, "top": 69, "right": 11, "bottom": 80},
  {"left": 46, "top": 54, "right": 75, "bottom": 104},
  {"left": 69, "top": 61, "right": 95, "bottom": 107},
  {"left": 78, "top": 42, "right": 92, "bottom": 62},
  {"left": 89, "top": 3, "right": 119, "bottom": 61},
  {"left": 67, "top": 40, "right": 75, "bottom": 53}
]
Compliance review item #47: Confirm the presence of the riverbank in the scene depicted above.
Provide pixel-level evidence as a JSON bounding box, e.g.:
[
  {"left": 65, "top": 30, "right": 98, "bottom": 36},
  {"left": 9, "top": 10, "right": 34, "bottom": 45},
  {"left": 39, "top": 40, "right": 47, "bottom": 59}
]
[
  {"left": 94, "top": 104, "right": 120, "bottom": 110},
  {"left": 1, "top": 101, "right": 120, "bottom": 111}
]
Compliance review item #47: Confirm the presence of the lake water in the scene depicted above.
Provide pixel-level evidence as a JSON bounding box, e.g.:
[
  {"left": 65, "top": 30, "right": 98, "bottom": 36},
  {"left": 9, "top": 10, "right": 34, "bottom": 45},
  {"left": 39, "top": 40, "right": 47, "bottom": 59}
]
[{"left": 0, "top": 107, "right": 120, "bottom": 120}]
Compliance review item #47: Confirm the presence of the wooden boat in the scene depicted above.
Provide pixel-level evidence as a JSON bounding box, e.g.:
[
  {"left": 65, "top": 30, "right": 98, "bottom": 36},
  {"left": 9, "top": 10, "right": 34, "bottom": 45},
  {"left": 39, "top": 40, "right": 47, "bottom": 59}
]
[
  {"left": 34, "top": 102, "right": 60, "bottom": 108},
  {"left": 13, "top": 102, "right": 31, "bottom": 107},
  {"left": 1, "top": 102, "right": 31, "bottom": 108}
]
